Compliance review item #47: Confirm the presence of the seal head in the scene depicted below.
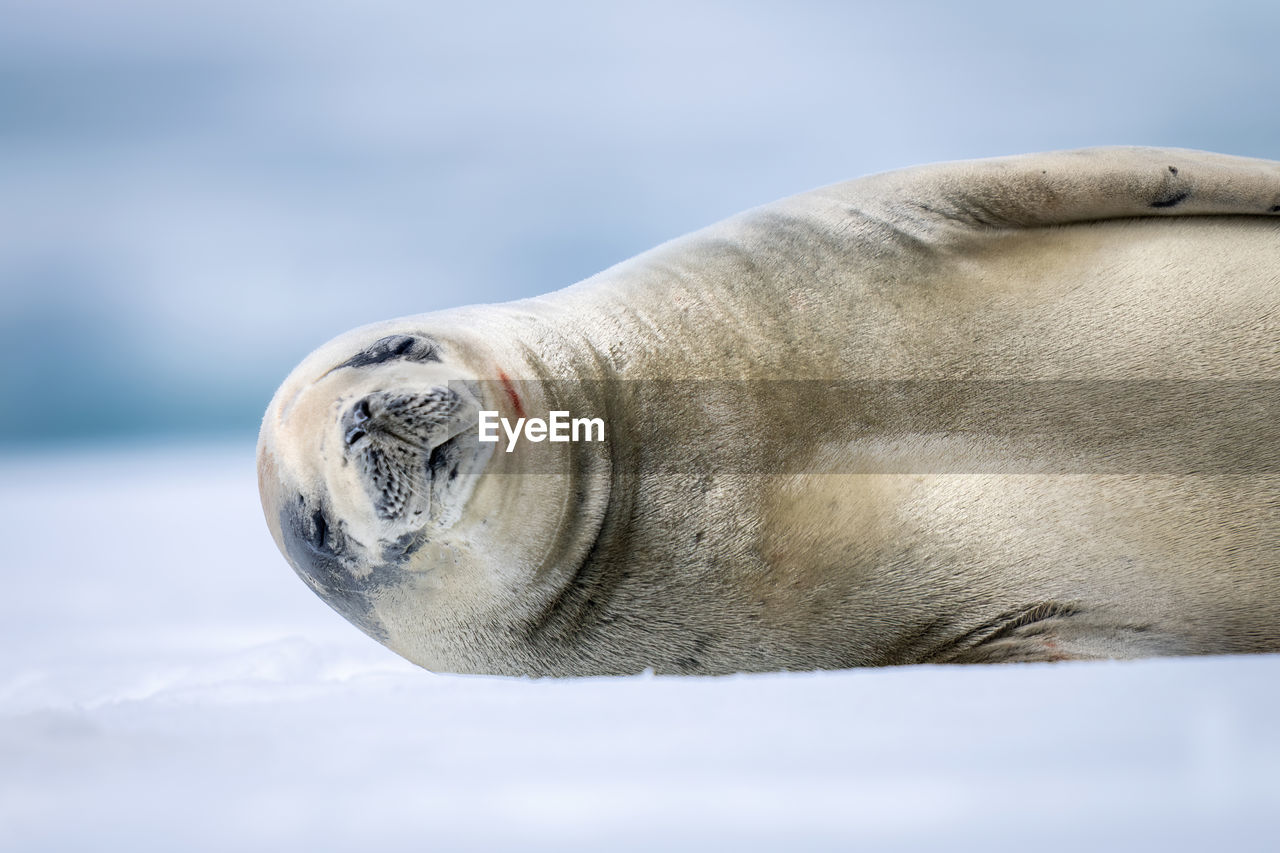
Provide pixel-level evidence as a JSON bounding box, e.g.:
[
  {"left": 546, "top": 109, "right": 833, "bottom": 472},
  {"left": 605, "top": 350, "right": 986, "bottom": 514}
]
[
  {"left": 257, "top": 313, "right": 611, "bottom": 673},
  {"left": 259, "top": 328, "right": 493, "bottom": 635}
]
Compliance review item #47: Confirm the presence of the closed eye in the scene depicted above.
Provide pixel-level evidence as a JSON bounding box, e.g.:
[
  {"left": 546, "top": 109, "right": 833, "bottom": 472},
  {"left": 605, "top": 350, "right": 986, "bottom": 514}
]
[
  {"left": 291, "top": 494, "right": 341, "bottom": 557},
  {"left": 311, "top": 509, "right": 330, "bottom": 551},
  {"left": 334, "top": 334, "right": 441, "bottom": 371}
]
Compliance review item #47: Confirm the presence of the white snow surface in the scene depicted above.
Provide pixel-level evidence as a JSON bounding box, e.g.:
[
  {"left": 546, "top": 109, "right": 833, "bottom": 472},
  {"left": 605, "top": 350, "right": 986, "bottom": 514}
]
[{"left": 1, "top": 443, "right": 1277, "bottom": 851}]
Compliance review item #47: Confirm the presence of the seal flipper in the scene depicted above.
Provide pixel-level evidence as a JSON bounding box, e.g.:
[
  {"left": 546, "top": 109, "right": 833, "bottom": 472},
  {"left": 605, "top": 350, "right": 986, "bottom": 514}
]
[
  {"left": 815, "top": 146, "right": 1280, "bottom": 243},
  {"left": 924, "top": 601, "right": 1179, "bottom": 664}
]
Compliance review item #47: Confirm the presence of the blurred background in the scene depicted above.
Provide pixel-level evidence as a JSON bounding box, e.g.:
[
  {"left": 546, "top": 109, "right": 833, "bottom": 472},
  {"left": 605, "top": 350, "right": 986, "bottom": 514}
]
[
  {"left": 4, "top": 2, "right": 1279, "bottom": 849},
  {"left": 3, "top": 0, "right": 1278, "bottom": 448}
]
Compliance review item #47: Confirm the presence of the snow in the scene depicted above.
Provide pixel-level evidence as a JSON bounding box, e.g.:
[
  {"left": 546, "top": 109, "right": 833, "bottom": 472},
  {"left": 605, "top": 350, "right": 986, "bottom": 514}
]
[{"left": 1, "top": 443, "right": 1277, "bottom": 850}]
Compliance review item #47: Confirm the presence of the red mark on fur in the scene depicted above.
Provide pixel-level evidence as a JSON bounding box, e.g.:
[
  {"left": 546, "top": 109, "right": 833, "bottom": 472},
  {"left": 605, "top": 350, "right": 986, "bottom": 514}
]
[{"left": 497, "top": 370, "right": 524, "bottom": 419}]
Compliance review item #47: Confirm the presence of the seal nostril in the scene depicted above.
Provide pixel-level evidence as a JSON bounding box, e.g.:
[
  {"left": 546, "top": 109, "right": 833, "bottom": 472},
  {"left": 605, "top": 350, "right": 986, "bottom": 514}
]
[
  {"left": 353, "top": 399, "right": 371, "bottom": 423},
  {"left": 346, "top": 425, "right": 367, "bottom": 446}
]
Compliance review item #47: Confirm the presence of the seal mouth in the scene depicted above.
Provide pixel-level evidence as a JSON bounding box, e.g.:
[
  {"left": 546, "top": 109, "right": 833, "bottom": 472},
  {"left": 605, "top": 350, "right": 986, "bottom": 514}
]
[{"left": 426, "top": 426, "right": 469, "bottom": 485}]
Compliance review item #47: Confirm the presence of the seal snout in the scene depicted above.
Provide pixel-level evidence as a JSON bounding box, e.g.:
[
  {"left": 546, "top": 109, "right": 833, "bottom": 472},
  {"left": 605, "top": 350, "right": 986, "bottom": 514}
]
[
  {"left": 341, "top": 388, "right": 462, "bottom": 452},
  {"left": 340, "top": 384, "right": 491, "bottom": 529}
]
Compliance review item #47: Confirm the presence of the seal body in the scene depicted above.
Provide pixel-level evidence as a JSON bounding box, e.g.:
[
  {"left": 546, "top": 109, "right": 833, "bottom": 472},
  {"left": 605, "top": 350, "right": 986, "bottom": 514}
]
[{"left": 258, "top": 147, "right": 1280, "bottom": 675}]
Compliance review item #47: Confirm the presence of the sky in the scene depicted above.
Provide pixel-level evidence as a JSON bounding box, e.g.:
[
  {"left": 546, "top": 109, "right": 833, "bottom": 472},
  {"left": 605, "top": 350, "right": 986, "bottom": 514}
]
[{"left": 2, "top": 0, "right": 1278, "bottom": 445}]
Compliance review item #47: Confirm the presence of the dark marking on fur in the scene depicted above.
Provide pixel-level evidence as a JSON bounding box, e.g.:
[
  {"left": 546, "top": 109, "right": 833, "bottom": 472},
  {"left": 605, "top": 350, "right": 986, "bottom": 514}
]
[
  {"left": 1270, "top": 204, "right": 1280, "bottom": 213},
  {"left": 381, "top": 529, "right": 428, "bottom": 563},
  {"left": 1150, "top": 190, "right": 1190, "bottom": 209},
  {"left": 1168, "top": 165, "right": 1178, "bottom": 175}
]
